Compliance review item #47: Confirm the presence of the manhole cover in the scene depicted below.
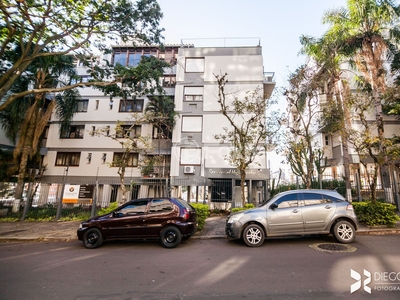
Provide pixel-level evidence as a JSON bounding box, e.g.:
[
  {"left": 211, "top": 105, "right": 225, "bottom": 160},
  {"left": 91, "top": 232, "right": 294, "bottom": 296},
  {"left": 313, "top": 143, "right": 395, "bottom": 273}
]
[
  {"left": 309, "top": 243, "right": 357, "bottom": 253},
  {"left": 318, "top": 243, "right": 348, "bottom": 251}
]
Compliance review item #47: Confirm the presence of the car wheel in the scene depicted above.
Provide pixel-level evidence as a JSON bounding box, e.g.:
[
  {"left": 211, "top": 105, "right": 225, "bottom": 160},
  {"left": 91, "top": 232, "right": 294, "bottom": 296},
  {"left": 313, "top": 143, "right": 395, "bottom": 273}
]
[
  {"left": 243, "top": 224, "right": 265, "bottom": 247},
  {"left": 160, "top": 226, "right": 182, "bottom": 248},
  {"left": 333, "top": 220, "right": 356, "bottom": 244},
  {"left": 83, "top": 228, "right": 103, "bottom": 249}
]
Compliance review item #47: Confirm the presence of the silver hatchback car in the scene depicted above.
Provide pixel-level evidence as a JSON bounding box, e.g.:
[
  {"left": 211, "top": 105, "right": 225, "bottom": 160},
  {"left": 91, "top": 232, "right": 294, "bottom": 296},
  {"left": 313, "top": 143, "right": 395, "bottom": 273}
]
[{"left": 226, "top": 189, "right": 358, "bottom": 247}]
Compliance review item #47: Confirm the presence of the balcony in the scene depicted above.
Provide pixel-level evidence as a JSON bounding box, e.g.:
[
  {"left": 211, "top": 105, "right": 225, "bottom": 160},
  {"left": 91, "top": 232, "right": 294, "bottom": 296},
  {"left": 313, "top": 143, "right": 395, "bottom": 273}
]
[{"left": 263, "top": 72, "right": 275, "bottom": 99}]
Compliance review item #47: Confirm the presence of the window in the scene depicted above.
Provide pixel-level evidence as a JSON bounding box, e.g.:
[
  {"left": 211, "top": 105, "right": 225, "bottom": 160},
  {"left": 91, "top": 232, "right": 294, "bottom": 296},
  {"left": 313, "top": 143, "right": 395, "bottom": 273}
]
[
  {"left": 182, "top": 116, "right": 202, "bottom": 132},
  {"left": 119, "top": 99, "right": 144, "bottom": 112},
  {"left": 116, "top": 125, "right": 141, "bottom": 138},
  {"left": 325, "top": 135, "right": 329, "bottom": 146},
  {"left": 113, "top": 52, "right": 127, "bottom": 66},
  {"left": 118, "top": 200, "right": 148, "bottom": 215},
  {"left": 128, "top": 53, "right": 142, "bottom": 66},
  {"left": 95, "top": 100, "right": 99, "bottom": 110},
  {"left": 180, "top": 148, "right": 201, "bottom": 165},
  {"left": 302, "top": 193, "right": 331, "bottom": 206},
  {"left": 185, "top": 58, "right": 204, "bottom": 72},
  {"left": 273, "top": 194, "right": 298, "bottom": 208},
  {"left": 153, "top": 125, "right": 171, "bottom": 139},
  {"left": 55, "top": 152, "right": 80, "bottom": 166},
  {"left": 112, "top": 153, "right": 139, "bottom": 167},
  {"left": 76, "top": 100, "right": 88, "bottom": 112},
  {"left": 184, "top": 86, "right": 203, "bottom": 101},
  {"left": 86, "top": 153, "right": 92, "bottom": 164},
  {"left": 60, "top": 125, "right": 85, "bottom": 139},
  {"left": 162, "top": 75, "right": 176, "bottom": 87},
  {"left": 149, "top": 199, "right": 174, "bottom": 213}
]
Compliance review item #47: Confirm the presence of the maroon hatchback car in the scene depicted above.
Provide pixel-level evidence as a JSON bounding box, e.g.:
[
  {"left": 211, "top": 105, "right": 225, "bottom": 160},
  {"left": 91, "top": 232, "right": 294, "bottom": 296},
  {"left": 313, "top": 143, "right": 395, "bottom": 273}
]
[{"left": 77, "top": 197, "right": 197, "bottom": 249}]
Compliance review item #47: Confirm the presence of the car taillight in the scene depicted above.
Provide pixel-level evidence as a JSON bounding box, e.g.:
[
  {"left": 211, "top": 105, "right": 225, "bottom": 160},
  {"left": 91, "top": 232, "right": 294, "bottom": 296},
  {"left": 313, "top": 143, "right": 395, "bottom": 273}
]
[
  {"left": 346, "top": 204, "right": 354, "bottom": 210},
  {"left": 182, "top": 208, "right": 190, "bottom": 220}
]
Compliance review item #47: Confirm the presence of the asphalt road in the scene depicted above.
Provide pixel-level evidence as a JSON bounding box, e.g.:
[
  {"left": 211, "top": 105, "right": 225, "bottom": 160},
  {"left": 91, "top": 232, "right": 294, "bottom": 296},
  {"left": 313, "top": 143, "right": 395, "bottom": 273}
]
[{"left": 0, "top": 235, "right": 399, "bottom": 300}]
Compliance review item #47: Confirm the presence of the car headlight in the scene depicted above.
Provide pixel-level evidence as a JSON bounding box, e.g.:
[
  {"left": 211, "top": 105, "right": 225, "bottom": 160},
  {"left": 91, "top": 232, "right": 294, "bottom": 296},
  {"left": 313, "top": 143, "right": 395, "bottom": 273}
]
[{"left": 227, "top": 212, "right": 244, "bottom": 224}]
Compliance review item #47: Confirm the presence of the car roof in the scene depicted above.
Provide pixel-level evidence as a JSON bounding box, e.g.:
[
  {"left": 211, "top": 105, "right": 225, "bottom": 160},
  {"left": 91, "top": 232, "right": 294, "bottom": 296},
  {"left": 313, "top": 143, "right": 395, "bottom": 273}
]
[{"left": 276, "top": 189, "right": 345, "bottom": 199}]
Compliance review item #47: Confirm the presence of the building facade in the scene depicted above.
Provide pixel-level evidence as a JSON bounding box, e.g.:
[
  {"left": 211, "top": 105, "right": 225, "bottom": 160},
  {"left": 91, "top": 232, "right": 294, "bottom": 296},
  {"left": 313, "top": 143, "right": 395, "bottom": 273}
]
[{"left": 9, "top": 41, "right": 275, "bottom": 208}]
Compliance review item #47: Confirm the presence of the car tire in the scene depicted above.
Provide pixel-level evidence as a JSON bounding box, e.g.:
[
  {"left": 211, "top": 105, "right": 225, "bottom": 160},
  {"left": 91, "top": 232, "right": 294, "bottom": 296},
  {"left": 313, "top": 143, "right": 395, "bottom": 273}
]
[
  {"left": 160, "top": 226, "right": 182, "bottom": 248},
  {"left": 243, "top": 224, "right": 265, "bottom": 247},
  {"left": 333, "top": 220, "right": 356, "bottom": 244},
  {"left": 83, "top": 228, "right": 103, "bottom": 249}
]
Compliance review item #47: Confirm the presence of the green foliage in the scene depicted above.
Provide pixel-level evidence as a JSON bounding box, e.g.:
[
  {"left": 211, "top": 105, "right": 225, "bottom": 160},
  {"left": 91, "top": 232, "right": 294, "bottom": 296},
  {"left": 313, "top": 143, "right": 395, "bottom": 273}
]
[
  {"left": 97, "top": 202, "right": 119, "bottom": 216},
  {"left": 190, "top": 203, "right": 210, "bottom": 231},
  {"left": 353, "top": 201, "right": 400, "bottom": 227},
  {"left": 231, "top": 204, "right": 255, "bottom": 213}
]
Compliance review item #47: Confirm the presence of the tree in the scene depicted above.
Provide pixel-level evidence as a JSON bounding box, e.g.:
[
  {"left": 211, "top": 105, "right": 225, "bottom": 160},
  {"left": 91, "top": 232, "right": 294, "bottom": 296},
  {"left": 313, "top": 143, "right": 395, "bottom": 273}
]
[
  {"left": 145, "top": 95, "right": 178, "bottom": 177},
  {"left": 300, "top": 32, "right": 353, "bottom": 200},
  {"left": 214, "top": 73, "right": 281, "bottom": 207},
  {"left": 285, "top": 65, "right": 327, "bottom": 189},
  {"left": 99, "top": 118, "right": 153, "bottom": 204},
  {"left": 0, "top": 53, "right": 81, "bottom": 212},
  {"left": 0, "top": 0, "right": 163, "bottom": 110},
  {"left": 322, "top": 0, "right": 400, "bottom": 196}
]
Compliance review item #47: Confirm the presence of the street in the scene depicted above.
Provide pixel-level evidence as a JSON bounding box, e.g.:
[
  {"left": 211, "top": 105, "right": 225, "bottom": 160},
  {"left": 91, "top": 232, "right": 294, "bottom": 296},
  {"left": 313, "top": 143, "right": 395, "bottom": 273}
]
[{"left": 0, "top": 235, "right": 399, "bottom": 300}]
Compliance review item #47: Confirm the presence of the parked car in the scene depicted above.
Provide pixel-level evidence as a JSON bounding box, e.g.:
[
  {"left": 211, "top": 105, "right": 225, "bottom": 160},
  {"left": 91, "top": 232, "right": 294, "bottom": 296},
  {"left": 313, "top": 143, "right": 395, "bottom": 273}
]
[
  {"left": 77, "top": 197, "right": 197, "bottom": 249},
  {"left": 226, "top": 189, "right": 358, "bottom": 247}
]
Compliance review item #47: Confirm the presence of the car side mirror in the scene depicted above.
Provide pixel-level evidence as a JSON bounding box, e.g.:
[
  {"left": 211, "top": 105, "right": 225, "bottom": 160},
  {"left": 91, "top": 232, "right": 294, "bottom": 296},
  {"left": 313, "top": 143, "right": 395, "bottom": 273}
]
[{"left": 269, "top": 203, "right": 278, "bottom": 210}]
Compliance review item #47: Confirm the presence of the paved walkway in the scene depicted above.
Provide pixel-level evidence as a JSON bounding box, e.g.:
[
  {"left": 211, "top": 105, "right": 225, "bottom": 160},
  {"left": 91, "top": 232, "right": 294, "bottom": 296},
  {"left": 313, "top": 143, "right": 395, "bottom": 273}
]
[{"left": 0, "top": 214, "right": 399, "bottom": 243}]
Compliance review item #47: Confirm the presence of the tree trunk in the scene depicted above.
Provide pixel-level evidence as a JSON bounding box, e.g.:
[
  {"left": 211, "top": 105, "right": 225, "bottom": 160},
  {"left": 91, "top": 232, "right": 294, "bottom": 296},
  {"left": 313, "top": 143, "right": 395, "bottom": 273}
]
[{"left": 240, "top": 169, "right": 246, "bottom": 207}]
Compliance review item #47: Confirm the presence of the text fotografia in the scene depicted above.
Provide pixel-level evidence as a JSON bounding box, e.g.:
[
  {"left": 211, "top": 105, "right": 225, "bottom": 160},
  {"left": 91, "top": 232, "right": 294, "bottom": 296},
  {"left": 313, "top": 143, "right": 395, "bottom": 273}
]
[{"left": 351, "top": 269, "right": 400, "bottom": 294}]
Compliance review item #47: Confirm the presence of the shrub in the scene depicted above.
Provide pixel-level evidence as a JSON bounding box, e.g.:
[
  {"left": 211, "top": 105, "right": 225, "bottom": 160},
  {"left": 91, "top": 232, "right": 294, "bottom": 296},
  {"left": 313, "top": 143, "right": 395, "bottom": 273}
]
[
  {"left": 231, "top": 203, "right": 255, "bottom": 213},
  {"left": 97, "top": 202, "right": 119, "bottom": 216},
  {"left": 353, "top": 201, "right": 400, "bottom": 227},
  {"left": 190, "top": 203, "right": 210, "bottom": 231}
]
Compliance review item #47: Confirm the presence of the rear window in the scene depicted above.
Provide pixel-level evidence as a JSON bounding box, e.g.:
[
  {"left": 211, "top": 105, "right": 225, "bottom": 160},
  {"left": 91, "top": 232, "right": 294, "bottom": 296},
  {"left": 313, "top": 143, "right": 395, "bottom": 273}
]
[{"left": 174, "top": 198, "right": 195, "bottom": 211}]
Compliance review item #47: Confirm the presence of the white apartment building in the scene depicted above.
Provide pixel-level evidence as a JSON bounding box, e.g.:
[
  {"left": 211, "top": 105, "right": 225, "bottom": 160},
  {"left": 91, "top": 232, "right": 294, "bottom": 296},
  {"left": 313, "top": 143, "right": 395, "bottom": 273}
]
[
  {"left": 170, "top": 45, "right": 275, "bottom": 208},
  {"left": 24, "top": 41, "right": 275, "bottom": 207}
]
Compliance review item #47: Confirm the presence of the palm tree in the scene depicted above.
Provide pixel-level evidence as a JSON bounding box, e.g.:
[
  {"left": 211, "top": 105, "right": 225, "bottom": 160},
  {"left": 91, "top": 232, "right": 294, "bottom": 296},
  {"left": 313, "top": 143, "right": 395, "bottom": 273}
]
[
  {"left": 322, "top": 0, "right": 400, "bottom": 194},
  {"left": 0, "top": 52, "right": 80, "bottom": 211}
]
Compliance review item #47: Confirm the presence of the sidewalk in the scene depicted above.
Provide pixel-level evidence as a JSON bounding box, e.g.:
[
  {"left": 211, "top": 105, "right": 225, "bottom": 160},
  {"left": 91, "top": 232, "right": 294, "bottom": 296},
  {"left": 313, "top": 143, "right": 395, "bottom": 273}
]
[{"left": 0, "top": 215, "right": 399, "bottom": 243}]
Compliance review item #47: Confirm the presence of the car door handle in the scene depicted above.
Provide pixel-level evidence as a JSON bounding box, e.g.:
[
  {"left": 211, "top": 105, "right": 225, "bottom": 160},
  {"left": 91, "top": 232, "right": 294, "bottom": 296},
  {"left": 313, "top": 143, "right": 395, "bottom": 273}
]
[
  {"left": 292, "top": 209, "right": 299, "bottom": 213},
  {"left": 325, "top": 205, "right": 332, "bottom": 209}
]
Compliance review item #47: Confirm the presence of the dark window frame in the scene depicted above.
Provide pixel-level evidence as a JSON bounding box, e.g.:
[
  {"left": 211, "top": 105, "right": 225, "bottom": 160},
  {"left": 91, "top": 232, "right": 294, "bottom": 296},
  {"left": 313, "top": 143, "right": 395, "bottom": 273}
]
[{"left": 55, "top": 152, "right": 81, "bottom": 166}]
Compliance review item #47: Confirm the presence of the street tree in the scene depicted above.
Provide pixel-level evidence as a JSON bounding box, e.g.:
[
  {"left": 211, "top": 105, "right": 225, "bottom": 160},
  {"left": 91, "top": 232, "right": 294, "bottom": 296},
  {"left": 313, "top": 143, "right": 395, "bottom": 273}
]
[
  {"left": 285, "top": 64, "right": 327, "bottom": 189},
  {"left": 99, "top": 117, "right": 153, "bottom": 204},
  {"left": 300, "top": 33, "right": 353, "bottom": 200},
  {"left": 0, "top": 53, "right": 81, "bottom": 212},
  {"left": 0, "top": 0, "right": 164, "bottom": 110},
  {"left": 214, "top": 73, "right": 281, "bottom": 207},
  {"left": 322, "top": 0, "right": 400, "bottom": 194}
]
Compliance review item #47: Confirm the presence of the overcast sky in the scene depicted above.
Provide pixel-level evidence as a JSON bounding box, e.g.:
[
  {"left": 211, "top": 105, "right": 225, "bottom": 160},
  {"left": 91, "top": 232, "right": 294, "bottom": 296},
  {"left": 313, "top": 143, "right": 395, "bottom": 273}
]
[{"left": 158, "top": 0, "right": 348, "bottom": 88}]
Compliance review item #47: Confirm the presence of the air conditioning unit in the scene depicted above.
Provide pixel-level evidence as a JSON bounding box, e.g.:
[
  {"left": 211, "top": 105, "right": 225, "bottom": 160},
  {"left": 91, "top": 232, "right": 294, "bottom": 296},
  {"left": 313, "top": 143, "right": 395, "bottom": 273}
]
[{"left": 184, "top": 166, "right": 195, "bottom": 174}]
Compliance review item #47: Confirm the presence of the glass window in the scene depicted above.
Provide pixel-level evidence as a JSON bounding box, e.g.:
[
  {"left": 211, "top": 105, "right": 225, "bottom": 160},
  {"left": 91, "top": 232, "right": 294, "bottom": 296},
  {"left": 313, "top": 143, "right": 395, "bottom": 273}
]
[
  {"left": 119, "top": 200, "right": 148, "bottom": 215},
  {"left": 119, "top": 99, "right": 144, "bottom": 112},
  {"left": 55, "top": 152, "right": 80, "bottom": 166},
  {"left": 116, "top": 125, "right": 141, "bottom": 138},
  {"left": 302, "top": 193, "right": 329, "bottom": 206},
  {"left": 149, "top": 199, "right": 174, "bottom": 213},
  {"left": 180, "top": 148, "right": 201, "bottom": 165},
  {"left": 76, "top": 100, "right": 89, "bottom": 112},
  {"left": 128, "top": 53, "right": 142, "bottom": 67},
  {"left": 114, "top": 52, "right": 127, "bottom": 66},
  {"left": 273, "top": 194, "right": 298, "bottom": 208},
  {"left": 60, "top": 125, "right": 85, "bottom": 139},
  {"left": 112, "top": 153, "right": 139, "bottom": 167}
]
